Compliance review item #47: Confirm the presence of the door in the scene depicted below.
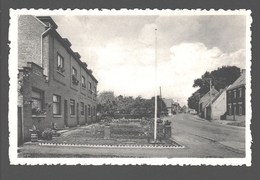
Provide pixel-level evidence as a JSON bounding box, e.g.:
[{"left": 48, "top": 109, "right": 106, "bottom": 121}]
[
  {"left": 91, "top": 106, "right": 93, "bottom": 123},
  {"left": 18, "top": 107, "right": 23, "bottom": 146},
  {"left": 85, "top": 105, "right": 87, "bottom": 124},
  {"left": 233, "top": 104, "right": 236, "bottom": 121},
  {"left": 64, "top": 100, "right": 68, "bottom": 127},
  {"left": 77, "top": 103, "right": 79, "bottom": 125}
]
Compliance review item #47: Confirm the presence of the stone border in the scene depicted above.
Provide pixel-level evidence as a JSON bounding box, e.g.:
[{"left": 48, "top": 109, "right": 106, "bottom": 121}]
[{"left": 39, "top": 142, "right": 184, "bottom": 148}]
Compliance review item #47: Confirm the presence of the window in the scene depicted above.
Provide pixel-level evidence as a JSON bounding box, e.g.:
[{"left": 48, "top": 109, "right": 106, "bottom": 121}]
[
  {"left": 238, "top": 88, "right": 242, "bottom": 98},
  {"left": 81, "top": 76, "right": 86, "bottom": 88},
  {"left": 53, "top": 95, "right": 61, "bottom": 115},
  {"left": 72, "top": 67, "right": 77, "bottom": 76},
  {"left": 89, "top": 82, "right": 92, "bottom": 94},
  {"left": 233, "top": 90, "right": 236, "bottom": 99},
  {"left": 81, "top": 102, "right": 84, "bottom": 115},
  {"left": 32, "top": 89, "right": 44, "bottom": 115},
  {"left": 72, "top": 67, "right": 78, "bottom": 85},
  {"left": 239, "top": 104, "right": 242, "bottom": 115},
  {"left": 57, "top": 54, "right": 64, "bottom": 72},
  {"left": 88, "top": 105, "right": 91, "bottom": 116},
  {"left": 70, "top": 99, "right": 75, "bottom": 115},
  {"left": 94, "top": 86, "right": 96, "bottom": 93},
  {"left": 228, "top": 91, "right": 231, "bottom": 99}
]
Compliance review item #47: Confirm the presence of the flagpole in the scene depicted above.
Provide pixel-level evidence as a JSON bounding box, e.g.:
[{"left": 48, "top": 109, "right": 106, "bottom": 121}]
[{"left": 154, "top": 28, "right": 157, "bottom": 141}]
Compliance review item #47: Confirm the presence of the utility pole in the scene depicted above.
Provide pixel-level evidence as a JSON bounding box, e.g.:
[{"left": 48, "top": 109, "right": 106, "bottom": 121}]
[
  {"left": 205, "top": 78, "right": 212, "bottom": 120},
  {"left": 154, "top": 28, "right": 157, "bottom": 141}
]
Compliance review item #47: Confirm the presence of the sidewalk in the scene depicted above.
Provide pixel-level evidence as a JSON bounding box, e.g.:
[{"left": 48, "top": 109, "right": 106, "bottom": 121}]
[{"left": 193, "top": 115, "right": 245, "bottom": 127}]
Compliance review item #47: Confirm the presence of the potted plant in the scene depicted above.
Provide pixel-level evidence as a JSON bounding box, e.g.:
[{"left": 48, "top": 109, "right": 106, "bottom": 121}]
[
  {"left": 164, "top": 120, "right": 171, "bottom": 126},
  {"left": 32, "top": 108, "right": 46, "bottom": 116},
  {"left": 41, "top": 128, "right": 53, "bottom": 140},
  {"left": 29, "top": 125, "right": 40, "bottom": 142}
]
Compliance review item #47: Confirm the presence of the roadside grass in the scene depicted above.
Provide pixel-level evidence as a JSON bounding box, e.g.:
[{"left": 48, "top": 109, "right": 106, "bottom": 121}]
[{"left": 226, "top": 121, "right": 245, "bottom": 127}]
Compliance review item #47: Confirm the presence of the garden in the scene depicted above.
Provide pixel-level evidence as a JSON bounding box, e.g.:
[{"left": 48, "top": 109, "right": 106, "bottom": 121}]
[{"left": 38, "top": 117, "right": 182, "bottom": 148}]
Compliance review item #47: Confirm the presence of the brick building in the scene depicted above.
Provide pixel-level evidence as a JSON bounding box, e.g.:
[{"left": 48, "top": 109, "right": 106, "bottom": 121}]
[
  {"left": 226, "top": 70, "right": 246, "bottom": 121},
  {"left": 17, "top": 15, "right": 98, "bottom": 143}
]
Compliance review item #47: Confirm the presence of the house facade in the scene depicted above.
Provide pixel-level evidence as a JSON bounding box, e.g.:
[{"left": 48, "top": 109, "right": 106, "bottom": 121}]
[
  {"left": 226, "top": 70, "right": 246, "bottom": 121},
  {"left": 198, "top": 87, "right": 218, "bottom": 118},
  {"left": 18, "top": 15, "right": 98, "bottom": 143},
  {"left": 204, "top": 86, "right": 229, "bottom": 120}
]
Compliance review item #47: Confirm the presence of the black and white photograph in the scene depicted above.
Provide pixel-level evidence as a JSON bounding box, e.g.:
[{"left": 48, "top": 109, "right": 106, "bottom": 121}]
[{"left": 9, "top": 9, "right": 251, "bottom": 165}]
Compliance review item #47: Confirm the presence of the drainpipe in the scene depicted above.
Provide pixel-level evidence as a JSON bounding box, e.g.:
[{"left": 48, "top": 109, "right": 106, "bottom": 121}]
[{"left": 41, "top": 27, "right": 52, "bottom": 81}]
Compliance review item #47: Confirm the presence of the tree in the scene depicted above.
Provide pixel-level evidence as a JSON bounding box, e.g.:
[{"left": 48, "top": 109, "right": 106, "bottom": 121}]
[
  {"left": 188, "top": 66, "right": 241, "bottom": 111},
  {"left": 97, "top": 91, "right": 116, "bottom": 116}
]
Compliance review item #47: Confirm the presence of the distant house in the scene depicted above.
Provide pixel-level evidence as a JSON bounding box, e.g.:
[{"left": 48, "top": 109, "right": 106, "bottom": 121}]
[
  {"left": 199, "top": 87, "right": 218, "bottom": 118},
  {"left": 226, "top": 70, "right": 246, "bottom": 121},
  {"left": 204, "top": 86, "right": 230, "bottom": 120},
  {"left": 162, "top": 98, "right": 174, "bottom": 115},
  {"left": 182, "top": 105, "right": 188, "bottom": 113}
]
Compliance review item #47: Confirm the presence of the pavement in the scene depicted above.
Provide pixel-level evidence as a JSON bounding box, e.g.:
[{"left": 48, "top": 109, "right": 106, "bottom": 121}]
[{"left": 193, "top": 115, "right": 245, "bottom": 126}]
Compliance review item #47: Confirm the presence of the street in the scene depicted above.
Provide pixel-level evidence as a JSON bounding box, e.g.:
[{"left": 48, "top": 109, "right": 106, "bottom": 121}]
[
  {"left": 169, "top": 113, "right": 245, "bottom": 157},
  {"left": 18, "top": 113, "right": 245, "bottom": 158}
]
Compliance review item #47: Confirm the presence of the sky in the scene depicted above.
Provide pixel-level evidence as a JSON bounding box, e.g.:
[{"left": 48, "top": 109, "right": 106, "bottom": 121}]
[{"left": 51, "top": 13, "right": 247, "bottom": 106}]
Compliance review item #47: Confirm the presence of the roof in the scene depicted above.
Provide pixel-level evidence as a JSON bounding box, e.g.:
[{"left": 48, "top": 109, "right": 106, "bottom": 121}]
[
  {"left": 162, "top": 98, "right": 173, "bottom": 107},
  {"left": 227, "top": 71, "right": 245, "bottom": 91},
  {"left": 199, "top": 87, "right": 218, "bottom": 104},
  {"left": 205, "top": 86, "right": 229, "bottom": 107}
]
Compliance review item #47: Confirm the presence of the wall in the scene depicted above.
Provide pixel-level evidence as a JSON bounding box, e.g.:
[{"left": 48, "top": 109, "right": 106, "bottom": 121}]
[
  {"left": 211, "top": 91, "right": 227, "bottom": 120},
  {"left": 18, "top": 15, "right": 46, "bottom": 68}
]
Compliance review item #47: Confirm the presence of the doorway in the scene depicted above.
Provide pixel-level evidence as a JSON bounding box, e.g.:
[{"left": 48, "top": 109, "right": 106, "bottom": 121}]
[
  {"left": 85, "top": 105, "right": 87, "bottom": 124},
  {"left": 77, "top": 103, "right": 79, "bottom": 125},
  {"left": 64, "top": 100, "right": 68, "bottom": 127},
  {"left": 18, "top": 106, "right": 23, "bottom": 146}
]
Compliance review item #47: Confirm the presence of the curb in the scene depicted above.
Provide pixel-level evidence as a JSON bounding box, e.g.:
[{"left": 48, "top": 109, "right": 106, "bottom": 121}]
[{"left": 39, "top": 142, "right": 184, "bottom": 149}]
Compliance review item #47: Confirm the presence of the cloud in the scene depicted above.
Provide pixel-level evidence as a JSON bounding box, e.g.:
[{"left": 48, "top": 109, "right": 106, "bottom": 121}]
[{"left": 50, "top": 15, "right": 247, "bottom": 106}]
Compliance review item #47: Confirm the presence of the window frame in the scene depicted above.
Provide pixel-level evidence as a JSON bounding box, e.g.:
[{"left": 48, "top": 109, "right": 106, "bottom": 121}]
[
  {"left": 53, "top": 94, "right": 61, "bottom": 115},
  {"left": 81, "top": 76, "right": 86, "bottom": 88},
  {"left": 31, "top": 88, "right": 44, "bottom": 115},
  {"left": 233, "top": 90, "right": 236, "bottom": 99},
  {"left": 238, "top": 88, "right": 242, "bottom": 98},
  {"left": 57, "top": 53, "right": 65, "bottom": 72}
]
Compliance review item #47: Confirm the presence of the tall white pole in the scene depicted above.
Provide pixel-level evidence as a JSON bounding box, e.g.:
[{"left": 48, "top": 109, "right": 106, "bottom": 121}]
[{"left": 154, "top": 28, "right": 157, "bottom": 141}]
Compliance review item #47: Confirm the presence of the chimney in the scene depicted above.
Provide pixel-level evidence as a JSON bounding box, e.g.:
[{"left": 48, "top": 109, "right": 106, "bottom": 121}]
[
  {"left": 74, "top": 52, "right": 81, "bottom": 59},
  {"left": 241, "top": 69, "right": 246, "bottom": 75},
  {"left": 63, "top": 38, "right": 72, "bottom": 47},
  {"left": 82, "top": 62, "right": 88, "bottom": 68},
  {"left": 37, "top": 16, "right": 58, "bottom": 29},
  {"left": 88, "top": 69, "right": 93, "bottom": 74}
]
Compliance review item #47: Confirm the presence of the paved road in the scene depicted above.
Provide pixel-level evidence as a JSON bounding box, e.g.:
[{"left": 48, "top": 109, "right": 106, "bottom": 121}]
[
  {"left": 168, "top": 113, "right": 245, "bottom": 156},
  {"left": 18, "top": 113, "right": 246, "bottom": 158}
]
